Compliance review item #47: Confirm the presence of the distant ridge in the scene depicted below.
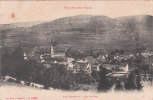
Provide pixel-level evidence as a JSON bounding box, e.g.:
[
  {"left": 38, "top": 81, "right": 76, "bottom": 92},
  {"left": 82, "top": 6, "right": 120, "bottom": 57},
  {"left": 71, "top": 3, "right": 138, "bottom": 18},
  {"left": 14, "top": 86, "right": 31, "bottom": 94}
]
[
  {"left": 0, "top": 21, "right": 47, "bottom": 30},
  {"left": 0, "top": 14, "right": 153, "bottom": 51}
]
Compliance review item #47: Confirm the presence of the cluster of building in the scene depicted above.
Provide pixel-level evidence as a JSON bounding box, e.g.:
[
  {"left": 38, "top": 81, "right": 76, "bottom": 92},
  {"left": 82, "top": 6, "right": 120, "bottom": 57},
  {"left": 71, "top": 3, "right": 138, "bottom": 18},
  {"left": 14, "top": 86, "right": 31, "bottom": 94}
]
[
  {"left": 4, "top": 43, "right": 153, "bottom": 90},
  {"left": 23, "top": 45, "right": 135, "bottom": 78}
]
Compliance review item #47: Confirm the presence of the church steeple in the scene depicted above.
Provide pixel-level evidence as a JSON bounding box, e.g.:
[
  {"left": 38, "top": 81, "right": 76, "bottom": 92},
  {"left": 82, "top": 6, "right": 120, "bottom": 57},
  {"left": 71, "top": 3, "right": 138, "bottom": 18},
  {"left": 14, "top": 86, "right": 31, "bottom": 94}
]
[{"left": 50, "top": 45, "right": 54, "bottom": 58}]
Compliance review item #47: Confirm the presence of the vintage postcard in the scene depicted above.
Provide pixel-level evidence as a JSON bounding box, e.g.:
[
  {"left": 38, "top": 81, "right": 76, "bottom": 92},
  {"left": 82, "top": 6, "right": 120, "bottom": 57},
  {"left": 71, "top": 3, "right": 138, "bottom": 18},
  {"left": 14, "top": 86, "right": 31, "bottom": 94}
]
[{"left": 0, "top": 1, "right": 153, "bottom": 100}]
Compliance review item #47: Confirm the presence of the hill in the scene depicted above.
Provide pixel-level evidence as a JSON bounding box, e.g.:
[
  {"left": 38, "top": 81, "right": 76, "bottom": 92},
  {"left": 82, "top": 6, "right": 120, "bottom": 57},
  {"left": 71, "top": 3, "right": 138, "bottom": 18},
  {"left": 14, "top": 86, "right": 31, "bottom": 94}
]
[{"left": 0, "top": 15, "right": 153, "bottom": 51}]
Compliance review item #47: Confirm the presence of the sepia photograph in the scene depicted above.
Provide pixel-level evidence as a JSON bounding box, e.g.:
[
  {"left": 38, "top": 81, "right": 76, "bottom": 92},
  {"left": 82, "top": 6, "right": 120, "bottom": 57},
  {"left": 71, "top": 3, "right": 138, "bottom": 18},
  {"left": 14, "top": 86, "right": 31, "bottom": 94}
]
[{"left": 0, "top": 1, "right": 153, "bottom": 100}]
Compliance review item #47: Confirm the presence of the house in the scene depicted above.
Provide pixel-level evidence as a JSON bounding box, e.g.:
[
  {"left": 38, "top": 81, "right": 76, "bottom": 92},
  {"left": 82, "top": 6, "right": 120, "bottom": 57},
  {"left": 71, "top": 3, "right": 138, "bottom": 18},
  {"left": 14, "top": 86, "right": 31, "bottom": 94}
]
[
  {"left": 76, "top": 59, "right": 88, "bottom": 63},
  {"left": 67, "top": 58, "right": 75, "bottom": 70},
  {"left": 103, "top": 64, "right": 116, "bottom": 70},
  {"left": 121, "top": 64, "right": 129, "bottom": 72},
  {"left": 75, "top": 60, "right": 92, "bottom": 74},
  {"left": 97, "top": 55, "right": 106, "bottom": 62},
  {"left": 44, "top": 63, "right": 51, "bottom": 68},
  {"left": 106, "top": 64, "right": 130, "bottom": 81},
  {"left": 141, "top": 52, "right": 153, "bottom": 58},
  {"left": 85, "top": 63, "right": 92, "bottom": 74},
  {"left": 24, "top": 53, "right": 28, "bottom": 60},
  {"left": 91, "top": 64, "right": 101, "bottom": 71}
]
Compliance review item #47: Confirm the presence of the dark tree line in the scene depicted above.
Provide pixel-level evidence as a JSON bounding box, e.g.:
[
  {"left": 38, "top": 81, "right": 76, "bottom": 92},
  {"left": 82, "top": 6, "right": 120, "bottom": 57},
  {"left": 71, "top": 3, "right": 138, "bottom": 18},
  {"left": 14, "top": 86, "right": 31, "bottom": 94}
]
[
  {"left": 115, "top": 72, "right": 143, "bottom": 91},
  {"left": 124, "top": 72, "right": 143, "bottom": 90},
  {"left": 1, "top": 46, "right": 74, "bottom": 90},
  {"left": 42, "top": 64, "right": 74, "bottom": 90},
  {"left": 97, "top": 65, "right": 143, "bottom": 92},
  {"left": 1, "top": 46, "right": 96, "bottom": 90},
  {"left": 2, "top": 46, "right": 45, "bottom": 82}
]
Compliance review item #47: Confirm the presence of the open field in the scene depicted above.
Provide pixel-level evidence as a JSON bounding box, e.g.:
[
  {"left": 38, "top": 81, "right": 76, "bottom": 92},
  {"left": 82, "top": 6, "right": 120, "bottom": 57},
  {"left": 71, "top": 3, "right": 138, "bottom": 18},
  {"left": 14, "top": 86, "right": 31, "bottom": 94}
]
[{"left": 0, "top": 81, "right": 153, "bottom": 100}]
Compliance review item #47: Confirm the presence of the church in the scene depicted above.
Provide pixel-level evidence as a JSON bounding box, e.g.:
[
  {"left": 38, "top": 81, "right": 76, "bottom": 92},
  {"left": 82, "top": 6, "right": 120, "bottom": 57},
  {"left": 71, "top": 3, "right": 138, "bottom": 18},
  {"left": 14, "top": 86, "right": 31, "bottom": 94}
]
[{"left": 50, "top": 45, "right": 65, "bottom": 58}]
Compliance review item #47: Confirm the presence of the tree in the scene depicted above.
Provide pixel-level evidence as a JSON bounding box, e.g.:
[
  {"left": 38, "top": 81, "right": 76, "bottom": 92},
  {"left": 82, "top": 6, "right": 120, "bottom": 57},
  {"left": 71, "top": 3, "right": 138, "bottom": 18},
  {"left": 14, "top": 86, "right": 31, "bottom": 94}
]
[
  {"left": 1, "top": 46, "right": 11, "bottom": 75},
  {"left": 115, "top": 80, "right": 122, "bottom": 90},
  {"left": 1, "top": 46, "right": 25, "bottom": 77},
  {"left": 115, "top": 79, "right": 126, "bottom": 91},
  {"left": 12, "top": 45, "right": 24, "bottom": 63},
  {"left": 125, "top": 71, "right": 143, "bottom": 90},
  {"left": 65, "top": 48, "right": 85, "bottom": 59},
  {"left": 136, "top": 73, "right": 143, "bottom": 90},
  {"left": 97, "top": 66, "right": 111, "bottom": 91},
  {"left": 43, "top": 64, "right": 74, "bottom": 90},
  {"left": 24, "top": 60, "right": 44, "bottom": 83},
  {"left": 91, "top": 70, "right": 100, "bottom": 82},
  {"left": 74, "top": 72, "right": 94, "bottom": 84},
  {"left": 125, "top": 72, "right": 137, "bottom": 90},
  {"left": 11, "top": 46, "right": 25, "bottom": 78}
]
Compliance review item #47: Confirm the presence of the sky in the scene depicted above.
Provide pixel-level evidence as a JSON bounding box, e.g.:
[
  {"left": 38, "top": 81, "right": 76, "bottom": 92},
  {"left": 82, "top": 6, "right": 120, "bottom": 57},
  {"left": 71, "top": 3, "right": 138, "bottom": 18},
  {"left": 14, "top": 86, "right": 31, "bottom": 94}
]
[{"left": 0, "top": 1, "right": 153, "bottom": 24}]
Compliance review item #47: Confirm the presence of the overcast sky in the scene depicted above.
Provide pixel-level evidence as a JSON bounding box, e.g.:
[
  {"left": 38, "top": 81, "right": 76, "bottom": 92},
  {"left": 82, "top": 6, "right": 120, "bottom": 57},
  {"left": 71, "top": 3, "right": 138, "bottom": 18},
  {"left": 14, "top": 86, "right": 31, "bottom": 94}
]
[{"left": 0, "top": 1, "right": 152, "bottom": 24}]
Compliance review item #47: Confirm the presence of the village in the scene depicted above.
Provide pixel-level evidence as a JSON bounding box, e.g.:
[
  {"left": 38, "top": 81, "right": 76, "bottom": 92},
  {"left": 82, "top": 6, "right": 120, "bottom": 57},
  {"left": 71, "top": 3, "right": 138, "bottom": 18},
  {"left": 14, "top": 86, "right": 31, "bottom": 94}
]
[{"left": 1, "top": 42, "right": 152, "bottom": 91}]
